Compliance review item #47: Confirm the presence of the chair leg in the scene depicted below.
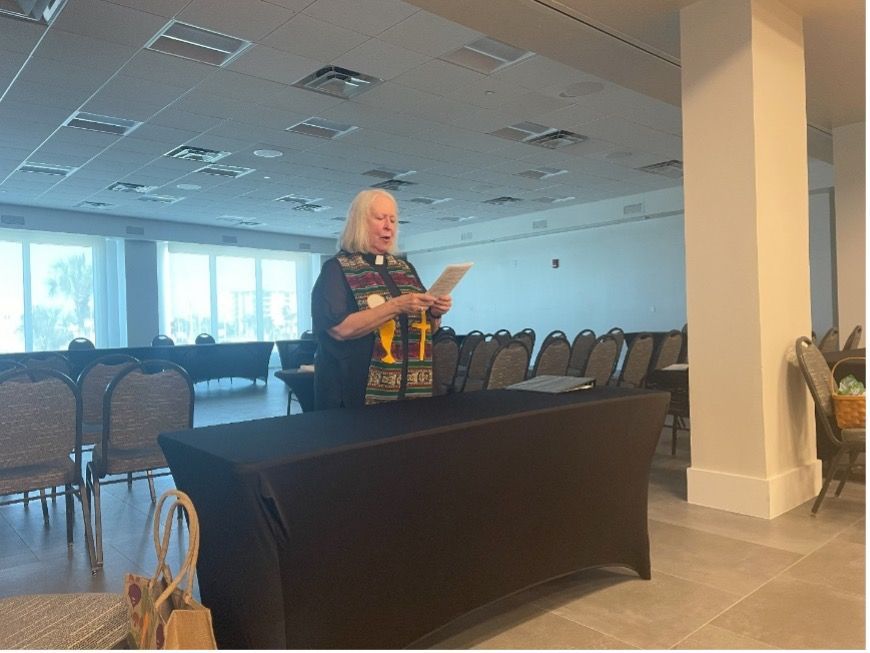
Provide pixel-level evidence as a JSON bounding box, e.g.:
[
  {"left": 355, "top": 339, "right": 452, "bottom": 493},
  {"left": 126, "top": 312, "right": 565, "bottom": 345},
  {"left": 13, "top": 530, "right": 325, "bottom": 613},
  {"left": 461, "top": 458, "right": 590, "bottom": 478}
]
[
  {"left": 23, "top": 490, "right": 29, "bottom": 506},
  {"left": 51, "top": 486, "right": 57, "bottom": 502},
  {"left": 65, "top": 484, "right": 74, "bottom": 546},
  {"left": 671, "top": 415, "right": 678, "bottom": 455},
  {"left": 83, "top": 464, "right": 99, "bottom": 573},
  {"left": 834, "top": 450, "right": 859, "bottom": 497},
  {"left": 127, "top": 472, "right": 133, "bottom": 489},
  {"left": 91, "top": 472, "right": 104, "bottom": 567},
  {"left": 39, "top": 488, "right": 49, "bottom": 524},
  {"left": 147, "top": 471, "right": 156, "bottom": 503},
  {"left": 812, "top": 447, "right": 846, "bottom": 514}
]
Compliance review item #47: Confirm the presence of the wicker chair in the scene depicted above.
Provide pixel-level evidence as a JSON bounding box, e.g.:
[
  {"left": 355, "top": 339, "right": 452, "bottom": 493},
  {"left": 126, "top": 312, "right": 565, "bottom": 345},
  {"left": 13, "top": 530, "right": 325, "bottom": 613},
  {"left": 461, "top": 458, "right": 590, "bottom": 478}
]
[
  {"left": 0, "top": 360, "right": 24, "bottom": 373},
  {"left": 843, "top": 325, "right": 862, "bottom": 350},
  {"left": 85, "top": 360, "right": 194, "bottom": 567},
  {"left": 795, "top": 336, "right": 866, "bottom": 513},
  {"left": 22, "top": 353, "right": 71, "bottom": 377},
  {"left": 195, "top": 333, "right": 216, "bottom": 344},
  {"left": 452, "top": 330, "right": 484, "bottom": 392},
  {"left": 151, "top": 334, "right": 175, "bottom": 347},
  {"left": 617, "top": 333, "right": 655, "bottom": 388},
  {"left": 484, "top": 340, "right": 530, "bottom": 390},
  {"left": 432, "top": 336, "right": 459, "bottom": 396},
  {"left": 583, "top": 335, "right": 619, "bottom": 387},
  {"left": 493, "top": 329, "right": 512, "bottom": 345},
  {"left": 512, "top": 328, "right": 535, "bottom": 356},
  {"left": 460, "top": 336, "right": 500, "bottom": 392},
  {"left": 817, "top": 327, "right": 839, "bottom": 353},
  {"left": 0, "top": 368, "right": 96, "bottom": 570},
  {"left": 567, "top": 329, "right": 596, "bottom": 377},
  {"left": 531, "top": 330, "right": 570, "bottom": 377},
  {"left": 77, "top": 355, "right": 139, "bottom": 449},
  {"left": 652, "top": 329, "right": 683, "bottom": 370},
  {"left": 68, "top": 337, "right": 95, "bottom": 351}
]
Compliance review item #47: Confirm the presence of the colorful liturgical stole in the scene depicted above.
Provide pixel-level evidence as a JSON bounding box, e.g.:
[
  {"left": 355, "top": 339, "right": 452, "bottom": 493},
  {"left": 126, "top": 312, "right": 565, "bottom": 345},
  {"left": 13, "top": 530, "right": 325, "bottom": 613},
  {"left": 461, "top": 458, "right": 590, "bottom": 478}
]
[{"left": 336, "top": 252, "right": 433, "bottom": 404}]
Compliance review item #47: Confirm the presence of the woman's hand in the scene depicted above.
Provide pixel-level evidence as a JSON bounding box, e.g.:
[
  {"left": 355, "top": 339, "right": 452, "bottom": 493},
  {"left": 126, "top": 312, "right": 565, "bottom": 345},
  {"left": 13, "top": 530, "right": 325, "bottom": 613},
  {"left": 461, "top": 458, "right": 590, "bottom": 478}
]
[
  {"left": 430, "top": 295, "right": 452, "bottom": 318},
  {"left": 390, "top": 292, "right": 436, "bottom": 316}
]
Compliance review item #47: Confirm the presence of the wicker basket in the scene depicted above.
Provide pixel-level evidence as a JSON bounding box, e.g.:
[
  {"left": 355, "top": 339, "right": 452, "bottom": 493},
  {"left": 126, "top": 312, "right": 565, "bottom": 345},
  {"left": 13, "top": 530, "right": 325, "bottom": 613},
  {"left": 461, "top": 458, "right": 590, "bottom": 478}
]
[{"left": 831, "top": 357, "right": 866, "bottom": 429}]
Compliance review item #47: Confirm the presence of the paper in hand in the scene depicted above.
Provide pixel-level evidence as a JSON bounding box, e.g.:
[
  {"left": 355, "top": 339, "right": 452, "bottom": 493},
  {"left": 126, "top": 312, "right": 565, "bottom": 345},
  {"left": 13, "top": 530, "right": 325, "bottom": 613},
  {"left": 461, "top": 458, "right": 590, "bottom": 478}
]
[{"left": 428, "top": 262, "right": 473, "bottom": 297}]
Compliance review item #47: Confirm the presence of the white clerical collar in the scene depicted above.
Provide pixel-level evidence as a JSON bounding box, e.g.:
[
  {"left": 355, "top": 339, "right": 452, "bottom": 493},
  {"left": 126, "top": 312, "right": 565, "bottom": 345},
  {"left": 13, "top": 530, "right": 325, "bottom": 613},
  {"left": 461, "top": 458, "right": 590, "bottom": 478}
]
[{"left": 375, "top": 254, "right": 384, "bottom": 265}]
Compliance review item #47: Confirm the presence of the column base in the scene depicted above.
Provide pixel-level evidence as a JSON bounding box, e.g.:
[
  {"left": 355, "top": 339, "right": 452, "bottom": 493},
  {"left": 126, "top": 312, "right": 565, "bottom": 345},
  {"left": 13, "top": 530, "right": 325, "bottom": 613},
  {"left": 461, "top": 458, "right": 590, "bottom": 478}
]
[{"left": 687, "top": 460, "right": 822, "bottom": 519}]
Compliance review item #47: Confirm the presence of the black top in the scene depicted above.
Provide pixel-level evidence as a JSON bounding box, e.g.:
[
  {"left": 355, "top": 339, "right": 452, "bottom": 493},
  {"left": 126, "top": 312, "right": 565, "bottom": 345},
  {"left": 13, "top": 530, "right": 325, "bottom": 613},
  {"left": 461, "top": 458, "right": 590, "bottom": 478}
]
[{"left": 311, "top": 253, "right": 420, "bottom": 410}]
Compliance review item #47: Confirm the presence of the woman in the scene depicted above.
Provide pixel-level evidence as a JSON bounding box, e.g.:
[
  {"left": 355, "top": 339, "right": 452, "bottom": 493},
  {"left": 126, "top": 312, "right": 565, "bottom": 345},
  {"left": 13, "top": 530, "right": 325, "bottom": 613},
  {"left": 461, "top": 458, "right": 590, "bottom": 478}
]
[{"left": 311, "top": 189, "right": 452, "bottom": 410}]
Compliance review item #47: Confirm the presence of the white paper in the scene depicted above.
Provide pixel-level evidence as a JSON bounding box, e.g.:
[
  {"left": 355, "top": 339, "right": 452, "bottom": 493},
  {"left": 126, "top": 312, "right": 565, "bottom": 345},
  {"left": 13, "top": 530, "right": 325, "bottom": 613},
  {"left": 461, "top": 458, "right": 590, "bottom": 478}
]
[
  {"left": 428, "top": 262, "right": 473, "bottom": 297},
  {"left": 662, "top": 363, "right": 689, "bottom": 371}
]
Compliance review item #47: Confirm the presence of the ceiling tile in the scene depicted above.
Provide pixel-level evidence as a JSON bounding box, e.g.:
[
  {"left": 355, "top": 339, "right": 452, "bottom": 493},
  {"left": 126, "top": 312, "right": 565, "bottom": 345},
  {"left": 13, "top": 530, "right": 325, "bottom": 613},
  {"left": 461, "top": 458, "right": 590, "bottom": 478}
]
[
  {"left": 228, "top": 45, "right": 324, "bottom": 85},
  {"left": 392, "top": 59, "right": 485, "bottom": 98},
  {"left": 262, "top": 13, "right": 369, "bottom": 62},
  {"left": 378, "top": 9, "right": 481, "bottom": 58},
  {"left": 0, "top": 15, "right": 46, "bottom": 53},
  {"left": 87, "top": 76, "right": 189, "bottom": 117},
  {"left": 491, "top": 55, "right": 596, "bottom": 92},
  {"left": 14, "top": 58, "right": 115, "bottom": 96},
  {"left": 51, "top": 0, "right": 168, "bottom": 48},
  {"left": 332, "top": 38, "right": 430, "bottom": 80},
  {"left": 103, "top": 0, "right": 190, "bottom": 17},
  {"left": 120, "top": 50, "right": 215, "bottom": 87},
  {"left": 3, "top": 82, "right": 91, "bottom": 111},
  {"left": 177, "top": 0, "right": 297, "bottom": 41},
  {"left": 303, "top": 0, "right": 418, "bottom": 37},
  {"left": 33, "top": 30, "right": 137, "bottom": 72}
]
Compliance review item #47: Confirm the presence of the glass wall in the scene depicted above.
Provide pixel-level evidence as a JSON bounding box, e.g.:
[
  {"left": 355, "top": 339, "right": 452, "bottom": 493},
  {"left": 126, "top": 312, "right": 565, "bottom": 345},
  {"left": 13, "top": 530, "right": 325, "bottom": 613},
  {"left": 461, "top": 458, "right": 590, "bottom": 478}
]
[
  {"left": 0, "top": 240, "right": 24, "bottom": 352},
  {"left": 164, "top": 252, "right": 211, "bottom": 344}
]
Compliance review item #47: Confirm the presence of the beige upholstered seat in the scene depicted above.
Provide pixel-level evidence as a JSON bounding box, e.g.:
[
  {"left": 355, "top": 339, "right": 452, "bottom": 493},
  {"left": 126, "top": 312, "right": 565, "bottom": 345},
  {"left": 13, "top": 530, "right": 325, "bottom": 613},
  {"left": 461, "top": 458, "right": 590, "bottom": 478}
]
[
  {"left": 843, "top": 324, "right": 862, "bottom": 350},
  {"left": 460, "top": 336, "right": 500, "bottom": 392},
  {"left": 652, "top": 329, "right": 683, "bottom": 370},
  {"left": 618, "top": 333, "right": 655, "bottom": 388},
  {"left": 85, "top": 360, "right": 193, "bottom": 567},
  {"left": 817, "top": 327, "right": 839, "bottom": 353},
  {"left": 76, "top": 355, "right": 138, "bottom": 447},
  {"left": 531, "top": 331, "right": 570, "bottom": 377},
  {"left": 485, "top": 340, "right": 530, "bottom": 390},
  {"left": 432, "top": 336, "right": 459, "bottom": 396},
  {"left": 511, "top": 328, "right": 535, "bottom": 357},
  {"left": 583, "top": 335, "right": 619, "bottom": 387},
  {"left": 567, "top": 329, "right": 596, "bottom": 377}
]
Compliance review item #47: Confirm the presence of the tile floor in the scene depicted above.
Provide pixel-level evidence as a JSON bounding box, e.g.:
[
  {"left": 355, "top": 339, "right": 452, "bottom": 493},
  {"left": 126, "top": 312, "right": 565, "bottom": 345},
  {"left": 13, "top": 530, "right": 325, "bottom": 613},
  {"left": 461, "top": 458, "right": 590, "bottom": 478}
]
[{"left": 0, "top": 376, "right": 865, "bottom": 649}]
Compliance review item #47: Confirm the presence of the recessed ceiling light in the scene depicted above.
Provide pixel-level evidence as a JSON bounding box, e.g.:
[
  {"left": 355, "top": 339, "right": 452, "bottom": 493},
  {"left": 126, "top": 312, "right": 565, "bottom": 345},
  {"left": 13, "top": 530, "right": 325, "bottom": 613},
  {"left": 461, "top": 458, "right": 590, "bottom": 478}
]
[
  {"left": 165, "top": 146, "right": 230, "bottom": 163},
  {"left": 64, "top": 112, "right": 141, "bottom": 136},
  {"left": 559, "top": 81, "right": 606, "bottom": 98},
  {"left": 441, "top": 37, "right": 534, "bottom": 74},
  {"left": 107, "top": 182, "right": 159, "bottom": 193},
  {"left": 293, "top": 66, "right": 383, "bottom": 99},
  {"left": 176, "top": 183, "right": 202, "bottom": 191},
  {"left": 286, "top": 117, "right": 357, "bottom": 140},
  {"left": 17, "top": 162, "right": 77, "bottom": 177},
  {"left": 253, "top": 149, "right": 283, "bottom": 158},
  {"left": 146, "top": 20, "right": 252, "bottom": 67},
  {"left": 637, "top": 160, "right": 683, "bottom": 178}
]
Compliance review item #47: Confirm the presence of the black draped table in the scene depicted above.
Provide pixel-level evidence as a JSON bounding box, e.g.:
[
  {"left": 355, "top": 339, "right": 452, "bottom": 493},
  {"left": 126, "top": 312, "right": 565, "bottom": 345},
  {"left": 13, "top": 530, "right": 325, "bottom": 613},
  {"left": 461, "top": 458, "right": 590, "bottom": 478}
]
[
  {"left": 273, "top": 368, "right": 314, "bottom": 413},
  {"left": 159, "top": 387, "right": 669, "bottom": 649}
]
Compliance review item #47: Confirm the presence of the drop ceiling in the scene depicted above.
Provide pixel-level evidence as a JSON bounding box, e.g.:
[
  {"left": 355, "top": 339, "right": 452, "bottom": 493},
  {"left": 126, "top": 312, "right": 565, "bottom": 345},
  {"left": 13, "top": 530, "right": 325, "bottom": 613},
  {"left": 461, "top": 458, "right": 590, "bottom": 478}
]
[{"left": 0, "top": 0, "right": 861, "bottom": 241}]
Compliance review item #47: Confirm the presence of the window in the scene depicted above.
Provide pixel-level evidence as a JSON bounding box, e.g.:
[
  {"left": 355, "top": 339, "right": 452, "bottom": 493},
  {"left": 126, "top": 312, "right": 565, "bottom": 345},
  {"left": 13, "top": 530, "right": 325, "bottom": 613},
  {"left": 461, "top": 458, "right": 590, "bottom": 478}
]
[
  {"left": 165, "top": 252, "right": 211, "bottom": 345},
  {"left": 262, "top": 259, "right": 298, "bottom": 341},
  {"left": 0, "top": 240, "right": 24, "bottom": 353},
  {"left": 216, "top": 255, "right": 256, "bottom": 342}
]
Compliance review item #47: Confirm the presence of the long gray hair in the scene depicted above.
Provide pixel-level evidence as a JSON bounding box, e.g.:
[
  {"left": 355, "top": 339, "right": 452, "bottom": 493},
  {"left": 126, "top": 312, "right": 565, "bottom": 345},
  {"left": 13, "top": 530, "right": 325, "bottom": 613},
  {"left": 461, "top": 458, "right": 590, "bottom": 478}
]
[{"left": 339, "top": 188, "right": 398, "bottom": 254}]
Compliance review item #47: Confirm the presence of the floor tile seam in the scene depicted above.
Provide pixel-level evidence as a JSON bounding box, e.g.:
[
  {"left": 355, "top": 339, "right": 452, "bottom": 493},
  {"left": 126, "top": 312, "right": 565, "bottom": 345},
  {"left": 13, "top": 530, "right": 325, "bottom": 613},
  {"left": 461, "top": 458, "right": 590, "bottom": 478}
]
[
  {"left": 538, "top": 604, "right": 641, "bottom": 649},
  {"left": 667, "top": 622, "right": 783, "bottom": 650},
  {"left": 646, "top": 516, "right": 804, "bottom": 557},
  {"left": 645, "top": 564, "right": 771, "bottom": 598},
  {"left": 772, "top": 573, "right": 866, "bottom": 602}
]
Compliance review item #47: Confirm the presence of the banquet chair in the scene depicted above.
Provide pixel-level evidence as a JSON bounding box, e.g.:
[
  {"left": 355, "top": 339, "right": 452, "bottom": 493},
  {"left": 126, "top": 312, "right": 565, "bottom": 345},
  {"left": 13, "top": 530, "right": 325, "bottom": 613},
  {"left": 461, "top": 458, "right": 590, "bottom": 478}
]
[
  {"left": 817, "top": 327, "right": 839, "bottom": 353},
  {"left": 432, "top": 336, "right": 459, "bottom": 396},
  {"left": 493, "top": 329, "right": 512, "bottom": 345},
  {"left": 617, "top": 333, "right": 655, "bottom": 388},
  {"left": 531, "top": 330, "right": 570, "bottom": 377},
  {"left": 583, "top": 335, "right": 619, "bottom": 387},
  {"left": 843, "top": 325, "right": 862, "bottom": 350},
  {"left": 22, "top": 352, "right": 72, "bottom": 377},
  {"left": 452, "top": 330, "right": 484, "bottom": 392},
  {"left": 68, "top": 337, "right": 95, "bottom": 351},
  {"left": 0, "top": 368, "right": 97, "bottom": 570},
  {"left": 652, "top": 329, "right": 683, "bottom": 370},
  {"left": 795, "top": 336, "right": 866, "bottom": 514},
  {"left": 567, "top": 329, "right": 596, "bottom": 376},
  {"left": 0, "top": 360, "right": 25, "bottom": 373},
  {"left": 195, "top": 332, "right": 216, "bottom": 344},
  {"left": 433, "top": 325, "right": 455, "bottom": 341},
  {"left": 606, "top": 327, "right": 625, "bottom": 356},
  {"left": 77, "top": 354, "right": 139, "bottom": 450},
  {"left": 678, "top": 323, "right": 688, "bottom": 363},
  {"left": 484, "top": 340, "right": 530, "bottom": 390},
  {"left": 512, "top": 328, "right": 535, "bottom": 356},
  {"left": 85, "top": 360, "right": 193, "bottom": 567},
  {"left": 151, "top": 334, "right": 175, "bottom": 347},
  {"left": 460, "top": 336, "right": 500, "bottom": 392}
]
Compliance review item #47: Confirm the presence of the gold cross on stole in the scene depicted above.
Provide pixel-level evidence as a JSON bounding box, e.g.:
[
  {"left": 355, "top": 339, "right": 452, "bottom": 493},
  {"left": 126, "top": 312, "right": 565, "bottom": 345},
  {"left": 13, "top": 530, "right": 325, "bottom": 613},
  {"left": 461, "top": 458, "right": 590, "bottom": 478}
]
[{"left": 410, "top": 310, "right": 430, "bottom": 360}]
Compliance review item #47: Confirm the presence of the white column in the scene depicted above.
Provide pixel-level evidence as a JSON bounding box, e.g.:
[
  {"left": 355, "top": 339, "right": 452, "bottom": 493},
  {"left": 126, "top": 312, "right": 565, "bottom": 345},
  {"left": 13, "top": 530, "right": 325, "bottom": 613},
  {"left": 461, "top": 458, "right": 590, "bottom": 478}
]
[
  {"left": 124, "top": 240, "right": 159, "bottom": 347},
  {"left": 681, "top": 0, "right": 819, "bottom": 518},
  {"left": 833, "top": 122, "right": 865, "bottom": 347}
]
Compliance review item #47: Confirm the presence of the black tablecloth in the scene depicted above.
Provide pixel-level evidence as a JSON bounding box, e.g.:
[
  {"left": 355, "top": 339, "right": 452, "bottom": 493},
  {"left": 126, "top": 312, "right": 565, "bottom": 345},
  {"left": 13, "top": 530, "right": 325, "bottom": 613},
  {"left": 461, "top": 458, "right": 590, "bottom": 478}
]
[
  {"left": 159, "top": 387, "right": 669, "bottom": 649},
  {"left": 273, "top": 368, "right": 314, "bottom": 413}
]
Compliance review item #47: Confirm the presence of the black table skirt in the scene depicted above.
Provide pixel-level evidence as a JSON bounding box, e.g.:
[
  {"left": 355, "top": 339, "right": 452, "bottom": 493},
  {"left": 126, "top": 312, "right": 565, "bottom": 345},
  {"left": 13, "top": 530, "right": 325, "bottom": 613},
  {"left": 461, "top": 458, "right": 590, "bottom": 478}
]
[
  {"left": 160, "top": 387, "right": 669, "bottom": 649},
  {"left": 273, "top": 368, "right": 314, "bottom": 413}
]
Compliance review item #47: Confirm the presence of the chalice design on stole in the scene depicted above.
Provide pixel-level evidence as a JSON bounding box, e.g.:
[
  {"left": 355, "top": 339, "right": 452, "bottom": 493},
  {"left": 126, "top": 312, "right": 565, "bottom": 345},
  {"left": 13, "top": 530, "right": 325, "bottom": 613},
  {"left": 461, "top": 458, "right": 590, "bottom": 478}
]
[{"left": 367, "top": 294, "right": 396, "bottom": 363}]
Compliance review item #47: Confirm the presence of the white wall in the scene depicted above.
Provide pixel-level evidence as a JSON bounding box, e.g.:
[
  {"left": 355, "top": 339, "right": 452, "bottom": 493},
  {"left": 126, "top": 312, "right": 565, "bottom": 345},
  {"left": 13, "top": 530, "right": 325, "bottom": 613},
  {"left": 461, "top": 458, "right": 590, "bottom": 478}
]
[
  {"left": 808, "top": 189, "right": 835, "bottom": 335},
  {"left": 124, "top": 240, "right": 159, "bottom": 347}
]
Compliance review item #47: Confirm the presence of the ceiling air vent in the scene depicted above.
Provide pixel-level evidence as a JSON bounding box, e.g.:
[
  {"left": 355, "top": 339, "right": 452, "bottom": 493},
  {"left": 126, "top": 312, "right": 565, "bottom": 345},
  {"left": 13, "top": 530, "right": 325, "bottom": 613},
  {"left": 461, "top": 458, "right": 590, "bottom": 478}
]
[
  {"left": 483, "top": 196, "right": 522, "bottom": 205},
  {"left": 146, "top": 20, "right": 251, "bottom": 67},
  {"left": 166, "top": 146, "right": 230, "bottom": 163},
  {"left": 293, "top": 66, "right": 382, "bottom": 99},
  {"left": 372, "top": 179, "right": 416, "bottom": 191},
  {"left": 331, "top": 216, "right": 346, "bottom": 221},
  {"left": 409, "top": 197, "right": 451, "bottom": 205},
  {"left": 460, "top": 232, "right": 473, "bottom": 242},
  {"left": 490, "top": 122, "right": 586, "bottom": 149},
  {"left": 362, "top": 168, "right": 415, "bottom": 180},
  {"left": 77, "top": 201, "right": 114, "bottom": 209},
  {"left": 532, "top": 219, "right": 549, "bottom": 230},
  {"left": 217, "top": 216, "right": 264, "bottom": 227},
  {"left": 108, "top": 182, "right": 159, "bottom": 193},
  {"left": 535, "top": 196, "right": 575, "bottom": 204},
  {"left": 292, "top": 203, "right": 330, "bottom": 212},
  {"left": 195, "top": 164, "right": 254, "bottom": 178},
  {"left": 64, "top": 112, "right": 141, "bottom": 136},
  {"left": 623, "top": 202, "right": 644, "bottom": 215},
  {"left": 298, "top": 242, "right": 312, "bottom": 251},
  {"left": 125, "top": 225, "right": 145, "bottom": 236},
  {"left": 398, "top": 220, "right": 410, "bottom": 224},
  {"left": 0, "top": 0, "right": 68, "bottom": 25},
  {"left": 516, "top": 166, "right": 567, "bottom": 180},
  {"left": 17, "top": 162, "right": 76, "bottom": 176},
  {"left": 222, "top": 235, "right": 238, "bottom": 244},
  {"left": 441, "top": 36, "right": 534, "bottom": 74},
  {"left": 637, "top": 160, "right": 683, "bottom": 178},
  {"left": 276, "top": 194, "right": 321, "bottom": 204},
  {"left": 0, "top": 214, "right": 25, "bottom": 226},
  {"left": 286, "top": 117, "right": 357, "bottom": 140},
  {"left": 139, "top": 195, "right": 184, "bottom": 205},
  {"left": 437, "top": 216, "right": 461, "bottom": 222}
]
